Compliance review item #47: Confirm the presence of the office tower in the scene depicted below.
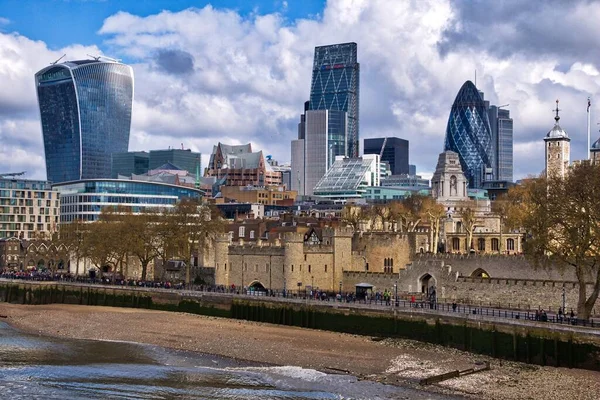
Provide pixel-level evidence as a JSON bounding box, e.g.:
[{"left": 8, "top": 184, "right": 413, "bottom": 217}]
[
  {"left": 363, "top": 137, "right": 409, "bottom": 175},
  {"left": 488, "top": 106, "right": 514, "bottom": 182},
  {"left": 149, "top": 149, "right": 201, "bottom": 175},
  {"left": 111, "top": 151, "right": 149, "bottom": 178},
  {"left": 290, "top": 139, "right": 305, "bottom": 194},
  {"left": 309, "top": 42, "right": 359, "bottom": 157},
  {"left": 409, "top": 164, "right": 417, "bottom": 176},
  {"left": 35, "top": 58, "right": 134, "bottom": 183},
  {"left": 303, "top": 109, "right": 348, "bottom": 196},
  {"left": 444, "top": 81, "right": 492, "bottom": 188}
]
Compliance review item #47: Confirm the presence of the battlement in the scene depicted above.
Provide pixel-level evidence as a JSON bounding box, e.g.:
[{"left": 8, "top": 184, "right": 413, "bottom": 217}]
[
  {"left": 228, "top": 246, "right": 285, "bottom": 256},
  {"left": 415, "top": 253, "right": 526, "bottom": 261}
]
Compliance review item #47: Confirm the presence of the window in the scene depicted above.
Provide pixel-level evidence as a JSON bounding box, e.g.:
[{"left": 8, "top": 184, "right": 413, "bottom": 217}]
[
  {"left": 491, "top": 238, "right": 499, "bottom": 252},
  {"left": 239, "top": 226, "right": 245, "bottom": 237},
  {"left": 308, "top": 265, "right": 311, "bottom": 273},
  {"left": 478, "top": 238, "right": 486, "bottom": 251},
  {"left": 249, "top": 230, "right": 255, "bottom": 239},
  {"left": 507, "top": 238, "right": 515, "bottom": 251},
  {"left": 452, "top": 237, "right": 460, "bottom": 251},
  {"left": 324, "top": 265, "right": 327, "bottom": 273}
]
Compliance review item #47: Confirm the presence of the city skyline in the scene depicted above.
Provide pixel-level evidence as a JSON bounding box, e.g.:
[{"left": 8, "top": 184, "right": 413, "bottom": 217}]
[{"left": 1, "top": 1, "right": 600, "bottom": 182}]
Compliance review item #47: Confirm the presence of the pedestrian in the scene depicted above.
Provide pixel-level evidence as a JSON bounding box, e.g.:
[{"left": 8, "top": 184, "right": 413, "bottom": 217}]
[
  {"left": 452, "top": 302, "right": 457, "bottom": 312},
  {"left": 410, "top": 295, "right": 415, "bottom": 307},
  {"left": 558, "top": 307, "right": 563, "bottom": 322}
]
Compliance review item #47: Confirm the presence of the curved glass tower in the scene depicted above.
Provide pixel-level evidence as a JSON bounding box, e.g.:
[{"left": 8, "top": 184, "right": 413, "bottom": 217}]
[
  {"left": 35, "top": 59, "right": 134, "bottom": 183},
  {"left": 444, "top": 80, "right": 492, "bottom": 188}
]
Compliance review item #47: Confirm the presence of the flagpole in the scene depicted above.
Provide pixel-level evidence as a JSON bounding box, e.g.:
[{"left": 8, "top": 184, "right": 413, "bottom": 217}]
[{"left": 587, "top": 98, "right": 591, "bottom": 160}]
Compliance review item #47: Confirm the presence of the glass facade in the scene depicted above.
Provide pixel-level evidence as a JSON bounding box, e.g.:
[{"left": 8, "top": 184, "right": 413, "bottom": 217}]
[
  {"left": 36, "top": 60, "right": 134, "bottom": 184},
  {"left": 309, "top": 43, "right": 359, "bottom": 157},
  {"left": 444, "top": 81, "right": 493, "bottom": 188},
  {"left": 497, "top": 109, "right": 513, "bottom": 182},
  {"left": 313, "top": 155, "right": 379, "bottom": 200},
  {"left": 54, "top": 179, "right": 202, "bottom": 223},
  {"left": 363, "top": 137, "right": 409, "bottom": 175},
  {"left": 111, "top": 151, "right": 149, "bottom": 178},
  {"left": 148, "top": 149, "right": 201, "bottom": 175}
]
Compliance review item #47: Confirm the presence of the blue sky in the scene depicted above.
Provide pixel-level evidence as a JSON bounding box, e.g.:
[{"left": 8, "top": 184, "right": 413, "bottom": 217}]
[
  {"left": 1, "top": 0, "right": 600, "bottom": 181},
  {"left": 0, "top": 0, "right": 324, "bottom": 49}
]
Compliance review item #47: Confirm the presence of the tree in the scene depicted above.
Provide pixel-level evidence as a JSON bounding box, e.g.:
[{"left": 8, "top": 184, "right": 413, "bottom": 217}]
[
  {"left": 510, "top": 164, "right": 600, "bottom": 320},
  {"left": 126, "top": 209, "right": 161, "bottom": 281},
  {"left": 456, "top": 200, "right": 478, "bottom": 252},
  {"left": 341, "top": 205, "right": 363, "bottom": 230},
  {"left": 170, "top": 199, "right": 226, "bottom": 287},
  {"left": 423, "top": 197, "right": 446, "bottom": 254},
  {"left": 373, "top": 204, "right": 392, "bottom": 230}
]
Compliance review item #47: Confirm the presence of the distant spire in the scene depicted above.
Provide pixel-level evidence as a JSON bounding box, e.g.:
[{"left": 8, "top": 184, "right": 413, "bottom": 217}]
[{"left": 554, "top": 99, "right": 561, "bottom": 123}]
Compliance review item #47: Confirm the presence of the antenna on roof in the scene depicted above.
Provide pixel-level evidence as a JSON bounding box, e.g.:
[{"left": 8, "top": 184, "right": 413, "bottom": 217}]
[
  {"left": 86, "top": 54, "right": 122, "bottom": 63},
  {"left": 87, "top": 54, "right": 102, "bottom": 61},
  {"left": 50, "top": 54, "right": 66, "bottom": 65}
]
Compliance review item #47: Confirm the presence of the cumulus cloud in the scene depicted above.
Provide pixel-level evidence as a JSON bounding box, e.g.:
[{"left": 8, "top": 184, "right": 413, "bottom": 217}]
[{"left": 2, "top": 0, "right": 600, "bottom": 182}]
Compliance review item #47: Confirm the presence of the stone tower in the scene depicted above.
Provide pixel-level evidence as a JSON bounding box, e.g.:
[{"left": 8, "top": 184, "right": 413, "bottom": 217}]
[
  {"left": 431, "top": 150, "right": 468, "bottom": 201},
  {"left": 332, "top": 227, "right": 353, "bottom": 293},
  {"left": 544, "top": 100, "right": 570, "bottom": 179},
  {"left": 214, "top": 233, "right": 231, "bottom": 287},
  {"left": 283, "top": 231, "right": 304, "bottom": 292}
]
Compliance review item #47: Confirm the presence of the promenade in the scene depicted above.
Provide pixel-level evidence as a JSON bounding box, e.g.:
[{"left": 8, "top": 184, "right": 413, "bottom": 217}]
[{"left": 2, "top": 277, "right": 599, "bottom": 336}]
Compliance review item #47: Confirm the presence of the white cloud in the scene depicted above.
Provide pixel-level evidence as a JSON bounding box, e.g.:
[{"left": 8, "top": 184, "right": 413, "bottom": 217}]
[{"left": 2, "top": 0, "right": 600, "bottom": 181}]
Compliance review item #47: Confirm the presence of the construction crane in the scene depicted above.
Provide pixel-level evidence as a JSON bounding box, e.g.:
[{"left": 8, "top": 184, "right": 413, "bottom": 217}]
[
  {"left": 0, "top": 172, "right": 26, "bottom": 179},
  {"left": 379, "top": 137, "right": 388, "bottom": 158}
]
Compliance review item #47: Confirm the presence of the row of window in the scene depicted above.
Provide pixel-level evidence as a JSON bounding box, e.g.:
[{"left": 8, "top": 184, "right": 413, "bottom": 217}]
[{"left": 451, "top": 237, "right": 516, "bottom": 251}]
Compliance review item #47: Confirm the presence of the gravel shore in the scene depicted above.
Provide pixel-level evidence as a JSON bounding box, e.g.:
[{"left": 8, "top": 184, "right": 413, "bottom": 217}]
[{"left": 1, "top": 303, "right": 598, "bottom": 399}]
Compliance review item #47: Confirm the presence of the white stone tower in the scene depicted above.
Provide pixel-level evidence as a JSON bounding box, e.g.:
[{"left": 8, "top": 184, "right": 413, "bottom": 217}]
[
  {"left": 431, "top": 150, "right": 468, "bottom": 201},
  {"left": 544, "top": 100, "right": 570, "bottom": 179}
]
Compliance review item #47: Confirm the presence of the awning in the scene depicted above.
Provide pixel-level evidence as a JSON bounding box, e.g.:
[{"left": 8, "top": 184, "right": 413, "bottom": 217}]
[{"left": 355, "top": 283, "right": 374, "bottom": 288}]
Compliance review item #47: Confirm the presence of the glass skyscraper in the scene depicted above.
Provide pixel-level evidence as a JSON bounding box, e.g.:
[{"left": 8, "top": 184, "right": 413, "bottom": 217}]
[
  {"left": 444, "top": 81, "right": 493, "bottom": 188},
  {"left": 309, "top": 42, "right": 359, "bottom": 157},
  {"left": 35, "top": 59, "right": 134, "bottom": 183}
]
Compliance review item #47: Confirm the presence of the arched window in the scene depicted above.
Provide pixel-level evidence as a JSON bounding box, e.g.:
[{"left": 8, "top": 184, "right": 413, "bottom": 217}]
[
  {"left": 491, "top": 238, "right": 499, "bottom": 252},
  {"left": 452, "top": 237, "right": 460, "bottom": 251},
  {"left": 507, "top": 238, "right": 515, "bottom": 251},
  {"left": 478, "top": 238, "right": 486, "bottom": 251}
]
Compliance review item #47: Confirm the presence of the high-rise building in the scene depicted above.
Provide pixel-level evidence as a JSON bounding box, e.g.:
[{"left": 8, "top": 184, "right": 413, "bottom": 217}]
[
  {"left": 444, "top": 81, "right": 493, "bottom": 188},
  {"left": 363, "top": 137, "right": 409, "bottom": 175},
  {"left": 148, "top": 149, "right": 201, "bottom": 176},
  {"left": 111, "top": 151, "right": 149, "bottom": 178},
  {"left": 303, "top": 109, "right": 348, "bottom": 196},
  {"left": 35, "top": 59, "right": 134, "bottom": 183},
  {"left": 488, "top": 106, "right": 514, "bottom": 182},
  {"left": 309, "top": 42, "right": 359, "bottom": 157}
]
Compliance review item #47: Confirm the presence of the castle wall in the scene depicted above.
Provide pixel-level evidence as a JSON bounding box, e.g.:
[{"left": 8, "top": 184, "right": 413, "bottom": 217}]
[{"left": 351, "top": 232, "right": 411, "bottom": 273}]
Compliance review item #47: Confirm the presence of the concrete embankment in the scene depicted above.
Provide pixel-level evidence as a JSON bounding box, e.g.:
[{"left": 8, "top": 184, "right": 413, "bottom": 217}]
[{"left": 1, "top": 280, "right": 599, "bottom": 372}]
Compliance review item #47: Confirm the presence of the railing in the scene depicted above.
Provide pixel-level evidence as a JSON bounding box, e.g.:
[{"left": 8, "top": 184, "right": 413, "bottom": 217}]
[{"left": 1, "top": 273, "right": 598, "bottom": 329}]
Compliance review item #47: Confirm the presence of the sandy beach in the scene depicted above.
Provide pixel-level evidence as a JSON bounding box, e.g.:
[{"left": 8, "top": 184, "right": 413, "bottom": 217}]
[{"left": 1, "top": 303, "right": 599, "bottom": 400}]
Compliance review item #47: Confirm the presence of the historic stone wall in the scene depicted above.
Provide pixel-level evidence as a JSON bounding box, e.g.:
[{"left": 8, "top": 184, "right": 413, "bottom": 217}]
[{"left": 351, "top": 231, "right": 411, "bottom": 273}]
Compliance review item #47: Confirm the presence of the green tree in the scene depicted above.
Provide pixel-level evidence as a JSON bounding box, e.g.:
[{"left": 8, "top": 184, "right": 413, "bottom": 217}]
[{"left": 511, "top": 164, "right": 600, "bottom": 320}]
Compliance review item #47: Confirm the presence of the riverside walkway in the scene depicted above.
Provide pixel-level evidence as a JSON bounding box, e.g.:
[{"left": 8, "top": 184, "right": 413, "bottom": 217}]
[{"left": 2, "top": 277, "right": 599, "bottom": 336}]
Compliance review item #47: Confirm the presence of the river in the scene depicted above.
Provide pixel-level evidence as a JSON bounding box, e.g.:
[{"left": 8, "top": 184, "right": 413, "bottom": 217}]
[{"left": 0, "top": 321, "right": 461, "bottom": 399}]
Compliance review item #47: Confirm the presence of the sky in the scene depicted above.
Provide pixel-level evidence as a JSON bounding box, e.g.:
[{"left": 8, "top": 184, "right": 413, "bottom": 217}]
[{"left": 1, "top": 0, "right": 600, "bottom": 181}]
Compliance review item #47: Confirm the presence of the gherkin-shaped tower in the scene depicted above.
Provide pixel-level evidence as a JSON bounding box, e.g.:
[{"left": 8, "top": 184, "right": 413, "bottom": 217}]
[{"left": 444, "top": 81, "right": 492, "bottom": 188}]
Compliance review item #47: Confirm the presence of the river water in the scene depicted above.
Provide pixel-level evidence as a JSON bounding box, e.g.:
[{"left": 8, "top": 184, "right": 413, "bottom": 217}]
[{"left": 0, "top": 322, "right": 460, "bottom": 399}]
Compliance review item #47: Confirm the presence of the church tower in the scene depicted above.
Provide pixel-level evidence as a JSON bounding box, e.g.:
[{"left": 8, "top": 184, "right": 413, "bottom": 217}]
[
  {"left": 591, "top": 136, "right": 600, "bottom": 165},
  {"left": 544, "top": 100, "right": 570, "bottom": 179}
]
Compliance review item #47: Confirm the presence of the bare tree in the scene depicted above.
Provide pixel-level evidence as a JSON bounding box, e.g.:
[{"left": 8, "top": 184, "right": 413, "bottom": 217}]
[
  {"left": 456, "top": 200, "right": 478, "bottom": 253},
  {"left": 341, "top": 205, "right": 363, "bottom": 230},
  {"left": 423, "top": 197, "right": 446, "bottom": 254}
]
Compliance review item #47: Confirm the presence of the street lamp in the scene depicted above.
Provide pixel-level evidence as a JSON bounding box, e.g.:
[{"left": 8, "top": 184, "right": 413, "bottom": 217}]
[
  {"left": 394, "top": 283, "right": 398, "bottom": 307},
  {"left": 562, "top": 286, "right": 566, "bottom": 316},
  {"left": 339, "top": 281, "right": 342, "bottom": 296}
]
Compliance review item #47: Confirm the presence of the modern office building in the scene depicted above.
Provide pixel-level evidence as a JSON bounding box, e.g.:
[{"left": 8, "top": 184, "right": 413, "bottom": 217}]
[
  {"left": 220, "top": 185, "right": 297, "bottom": 206},
  {"left": 291, "top": 139, "right": 305, "bottom": 195},
  {"left": 488, "top": 106, "right": 514, "bottom": 182},
  {"left": 444, "top": 81, "right": 493, "bottom": 188},
  {"left": 381, "top": 174, "right": 429, "bottom": 188},
  {"left": 309, "top": 42, "right": 359, "bottom": 157},
  {"left": 149, "top": 149, "right": 201, "bottom": 175},
  {"left": 0, "top": 177, "right": 60, "bottom": 239},
  {"left": 53, "top": 179, "right": 203, "bottom": 223},
  {"left": 111, "top": 151, "right": 149, "bottom": 178},
  {"left": 303, "top": 110, "right": 349, "bottom": 196},
  {"left": 35, "top": 58, "right": 134, "bottom": 183},
  {"left": 363, "top": 137, "right": 409, "bottom": 175},
  {"left": 313, "top": 154, "right": 381, "bottom": 201}
]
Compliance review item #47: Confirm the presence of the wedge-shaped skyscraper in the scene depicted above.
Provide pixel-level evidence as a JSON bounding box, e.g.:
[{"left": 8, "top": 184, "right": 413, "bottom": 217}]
[
  {"left": 35, "top": 59, "right": 134, "bottom": 183},
  {"left": 309, "top": 42, "right": 359, "bottom": 157},
  {"left": 444, "top": 81, "right": 492, "bottom": 188}
]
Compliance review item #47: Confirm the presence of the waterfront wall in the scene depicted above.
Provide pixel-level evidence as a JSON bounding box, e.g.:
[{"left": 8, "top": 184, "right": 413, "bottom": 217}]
[{"left": 1, "top": 281, "right": 598, "bottom": 372}]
